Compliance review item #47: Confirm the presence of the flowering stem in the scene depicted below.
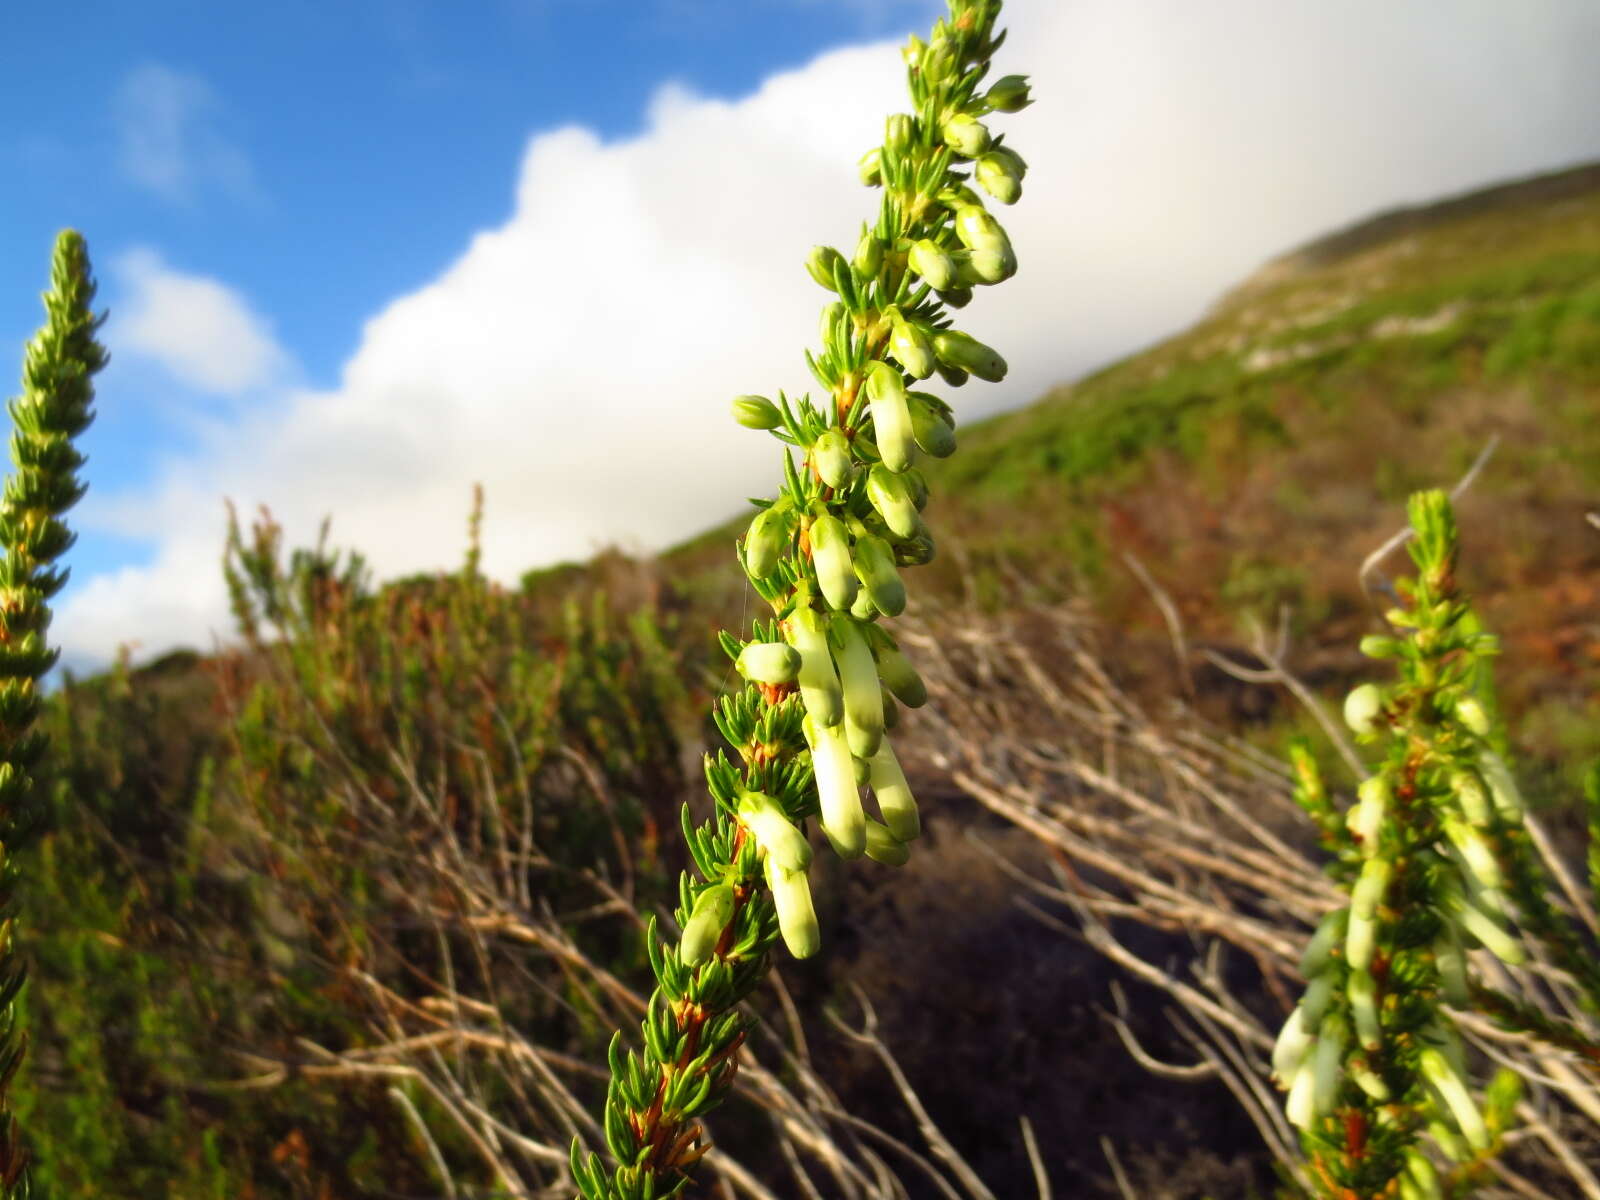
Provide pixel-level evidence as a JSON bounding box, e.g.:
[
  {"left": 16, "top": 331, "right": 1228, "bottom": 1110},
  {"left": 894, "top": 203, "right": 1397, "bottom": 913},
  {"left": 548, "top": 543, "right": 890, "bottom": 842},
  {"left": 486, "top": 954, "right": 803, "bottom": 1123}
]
[
  {"left": 571, "top": 4, "right": 1031, "bottom": 1196},
  {"left": 0, "top": 230, "right": 106, "bottom": 1195}
]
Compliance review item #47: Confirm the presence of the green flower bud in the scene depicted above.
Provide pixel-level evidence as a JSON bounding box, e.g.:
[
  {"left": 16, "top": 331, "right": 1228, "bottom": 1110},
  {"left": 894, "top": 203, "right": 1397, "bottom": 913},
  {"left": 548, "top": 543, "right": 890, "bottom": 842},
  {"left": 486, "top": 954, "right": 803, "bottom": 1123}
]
[
  {"left": 921, "top": 35, "right": 958, "bottom": 83},
  {"left": 806, "top": 245, "right": 844, "bottom": 292},
  {"left": 858, "top": 147, "right": 883, "bottom": 187},
  {"left": 732, "top": 394, "right": 782, "bottom": 430},
  {"left": 1348, "top": 968, "right": 1381, "bottom": 1051},
  {"left": 1479, "top": 750, "right": 1523, "bottom": 825},
  {"left": 1346, "top": 776, "right": 1389, "bottom": 857},
  {"left": 743, "top": 503, "right": 791, "bottom": 579},
  {"left": 900, "top": 34, "right": 926, "bottom": 69},
  {"left": 1347, "top": 858, "right": 1391, "bottom": 972},
  {"left": 902, "top": 467, "right": 928, "bottom": 510},
  {"left": 1272, "top": 1005, "right": 1314, "bottom": 1083},
  {"left": 737, "top": 790, "right": 812, "bottom": 873},
  {"left": 831, "top": 613, "right": 884, "bottom": 759},
  {"left": 867, "top": 464, "right": 919, "bottom": 538},
  {"left": 850, "top": 585, "right": 876, "bottom": 620},
  {"left": 868, "top": 738, "right": 920, "bottom": 841},
  {"left": 1435, "top": 928, "right": 1471, "bottom": 1007},
  {"left": 953, "top": 207, "right": 1016, "bottom": 281},
  {"left": 1445, "top": 885, "right": 1524, "bottom": 964},
  {"left": 907, "top": 238, "right": 959, "bottom": 291},
  {"left": 1299, "top": 973, "right": 1334, "bottom": 1033},
  {"left": 1419, "top": 1046, "right": 1490, "bottom": 1151},
  {"left": 853, "top": 227, "right": 884, "bottom": 278},
  {"left": 932, "top": 329, "right": 1007, "bottom": 381},
  {"left": 863, "top": 819, "right": 910, "bottom": 867},
  {"left": 1403, "top": 1150, "right": 1440, "bottom": 1196},
  {"left": 864, "top": 361, "right": 916, "bottom": 472},
  {"left": 1311, "top": 1012, "right": 1347, "bottom": 1116},
  {"left": 787, "top": 606, "right": 843, "bottom": 726},
  {"left": 892, "top": 530, "right": 936, "bottom": 566},
  {"left": 985, "top": 74, "right": 1032, "bottom": 113},
  {"left": 679, "top": 883, "right": 735, "bottom": 967},
  {"left": 1450, "top": 767, "right": 1492, "bottom": 826},
  {"left": 852, "top": 534, "right": 905, "bottom": 617},
  {"left": 908, "top": 394, "right": 956, "bottom": 458},
  {"left": 805, "top": 714, "right": 865, "bottom": 858},
  {"left": 852, "top": 752, "right": 870, "bottom": 787},
  {"left": 1348, "top": 1056, "right": 1391, "bottom": 1103},
  {"left": 881, "top": 687, "right": 898, "bottom": 730},
  {"left": 809, "top": 514, "right": 859, "bottom": 612},
  {"left": 1343, "top": 683, "right": 1383, "bottom": 736},
  {"left": 1455, "top": 696, "right": 1490, "bottom": 737},
  {"left": 935, "top": 360, "right": 969, "bottom": 387},
  {"left": 1297, "top": 908, "right": 1348, "bottom": 979},
  {"left": 1359, "top": 634, "right": 1404, "bottom": 659},
  {"left": 737, "top": 641, "right": 801, "bottom": 685},
  {"left": 812, "top": 428, "right": 854, "bottom": 489},
  {"left": 941, "top": 112, "right": 990, "bottom": 158},
  {"left": 937, "top": 285, "right": 974, "bottom": 310},
  {"left": 885, "top": 113, "right": 915, "bottom": 154},
  {"left": 887, "top": 312, "right": 937, "bottom": 381},
  {"left": 765, "top": 858, "right": 820, "bottom": 959},
  {"left": 820, "top": 300, "right": 846, "bottom": 349},
  {"left": 875, "top": 644, "right": 926, "bottom": 708},
  {"left": 1284, "top": 1056, "right": 1317, "bottom": 1130},
  {"left": 975, "top": 152, "right": 1022, "bottom": 205},
  {"left": 1442, "top": 813, "right": 1502, "bottom": 891}
]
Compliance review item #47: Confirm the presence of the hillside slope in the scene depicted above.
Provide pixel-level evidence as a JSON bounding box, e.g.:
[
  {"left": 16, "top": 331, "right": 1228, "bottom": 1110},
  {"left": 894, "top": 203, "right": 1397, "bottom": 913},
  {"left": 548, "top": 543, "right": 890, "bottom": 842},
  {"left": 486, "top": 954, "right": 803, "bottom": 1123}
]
[{"left": 660, "top": 158, "right": 1600, "bottom": 772}]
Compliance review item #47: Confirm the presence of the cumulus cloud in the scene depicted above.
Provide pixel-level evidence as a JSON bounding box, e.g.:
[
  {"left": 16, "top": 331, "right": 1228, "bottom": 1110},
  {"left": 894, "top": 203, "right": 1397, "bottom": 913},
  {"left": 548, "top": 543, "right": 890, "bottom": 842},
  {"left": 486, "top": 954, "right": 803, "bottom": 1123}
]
[
  {"left": 58, "top": 0, "right": 1600, "bottom": 668},
  {"left": 113, "top": 248, "right": 289, "bottom": 396},
  {"left": 114, "top": 63, "right": 262, "bottom": 206}
]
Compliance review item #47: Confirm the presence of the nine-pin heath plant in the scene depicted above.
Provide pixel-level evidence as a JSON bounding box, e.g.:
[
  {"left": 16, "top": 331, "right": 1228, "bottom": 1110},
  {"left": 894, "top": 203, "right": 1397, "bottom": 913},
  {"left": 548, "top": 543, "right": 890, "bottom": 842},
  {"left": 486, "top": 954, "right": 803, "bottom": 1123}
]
[
  {"left": 0, "top": 231, "right": 106, "bottom": 1197},
  {"left": 1278, "top": 490, "right": 1600, "bottom": 1198},
  {"left": 569, "top": 2, "right": 1030, "bottom": 1195}
]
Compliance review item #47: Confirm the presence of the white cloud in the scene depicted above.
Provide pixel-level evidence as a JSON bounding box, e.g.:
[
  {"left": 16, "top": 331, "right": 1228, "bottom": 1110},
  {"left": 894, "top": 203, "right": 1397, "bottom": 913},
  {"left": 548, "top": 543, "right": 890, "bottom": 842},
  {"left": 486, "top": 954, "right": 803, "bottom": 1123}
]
[
  {"left": 114, "top": 63, "right": 262, "bottom": 206},
  {"left": 58, "top": 0, "right": 1600, "bottom": 668},
  {"left": 113, "top": 248, "right": 288, "bottom": 397}
]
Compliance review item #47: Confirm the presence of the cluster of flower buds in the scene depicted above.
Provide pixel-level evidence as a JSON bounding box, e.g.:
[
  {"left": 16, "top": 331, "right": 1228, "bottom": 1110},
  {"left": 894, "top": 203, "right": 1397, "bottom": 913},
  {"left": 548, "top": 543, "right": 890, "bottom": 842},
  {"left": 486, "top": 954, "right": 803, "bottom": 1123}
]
[
  {"left": 578, "top": 6, "right": 1031, "bottom": 1196},
  {"left": 1274, "top": 492, "right": 1526, "bottom": 1196},
  {"left": 710, "top": 0, "right": 1023, "bottom": 960}
]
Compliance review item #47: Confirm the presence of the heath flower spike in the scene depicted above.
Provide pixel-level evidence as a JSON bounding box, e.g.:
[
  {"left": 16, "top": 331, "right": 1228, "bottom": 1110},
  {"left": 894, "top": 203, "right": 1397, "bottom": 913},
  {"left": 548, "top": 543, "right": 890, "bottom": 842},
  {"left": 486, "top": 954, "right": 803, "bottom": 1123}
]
[{"left": 581, "top": 4, "right": 1034, "bottom": 1191}]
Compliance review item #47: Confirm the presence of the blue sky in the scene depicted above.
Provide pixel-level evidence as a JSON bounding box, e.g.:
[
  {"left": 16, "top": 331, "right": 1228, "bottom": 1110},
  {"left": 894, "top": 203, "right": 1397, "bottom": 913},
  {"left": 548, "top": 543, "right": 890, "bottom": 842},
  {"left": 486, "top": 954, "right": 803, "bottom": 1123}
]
[{"left": 2, "top": 0, "right": 1598, "bottom": 670}]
